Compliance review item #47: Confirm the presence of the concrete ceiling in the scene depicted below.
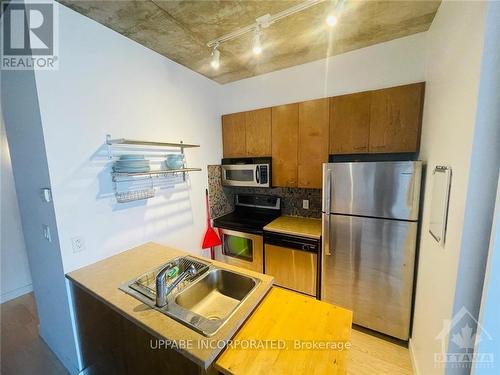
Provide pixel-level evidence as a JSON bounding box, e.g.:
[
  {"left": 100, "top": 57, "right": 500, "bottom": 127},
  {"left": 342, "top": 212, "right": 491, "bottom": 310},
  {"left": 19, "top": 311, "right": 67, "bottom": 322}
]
[{"left": 59, "top": 0, "right": 441, "bottom": 84}]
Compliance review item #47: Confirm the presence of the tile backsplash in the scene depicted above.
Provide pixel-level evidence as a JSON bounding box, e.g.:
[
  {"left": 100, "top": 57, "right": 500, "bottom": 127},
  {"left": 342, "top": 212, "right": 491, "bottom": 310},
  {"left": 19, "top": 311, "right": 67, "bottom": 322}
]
[{"left": 208, "top": 165, "right": 322, "bottom": 219}]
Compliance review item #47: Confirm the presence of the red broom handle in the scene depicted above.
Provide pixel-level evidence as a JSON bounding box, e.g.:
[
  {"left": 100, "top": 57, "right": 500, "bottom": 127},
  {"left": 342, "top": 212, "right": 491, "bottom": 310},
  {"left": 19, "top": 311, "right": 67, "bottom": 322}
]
[{"left": 205, "top": 189, "right": 211, "bottom": 225}]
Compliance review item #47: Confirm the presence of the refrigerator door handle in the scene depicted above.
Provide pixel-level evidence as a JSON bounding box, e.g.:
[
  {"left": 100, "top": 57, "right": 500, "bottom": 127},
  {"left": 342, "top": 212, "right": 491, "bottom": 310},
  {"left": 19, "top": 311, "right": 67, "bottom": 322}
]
[
  {"left": 322, "top": 165, "right": 332, "bottom": 213},
  {"left": 323, "top": 214, "right": 331, "bottom": 256}
]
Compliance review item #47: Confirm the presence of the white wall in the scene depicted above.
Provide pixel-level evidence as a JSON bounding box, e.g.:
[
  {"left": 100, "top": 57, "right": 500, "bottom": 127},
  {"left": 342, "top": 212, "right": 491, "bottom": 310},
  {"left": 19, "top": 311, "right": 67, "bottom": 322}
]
[
  {"left": 474, "top": 176, "right": 500, "bottom": 375},
  {"left": 454, "top": 1, "right": 500, "bottom": 373},
  {"left": 3, "top": 2, "right": 222, "bottom": 373},
  {"left": 34, "top": 3, "right": 222, "bottom": 273},
  {"left": 219, "top": 32, "right": 427, "bottom": 114},
  {"left": 0, "top": 111, "right": 32, "bottom": 303},
  {"left": 410, "top": 2, "right": 489, "bottom": 374},
  {"left": 2, "top": 64, "right": 80, "bottom": 373}
]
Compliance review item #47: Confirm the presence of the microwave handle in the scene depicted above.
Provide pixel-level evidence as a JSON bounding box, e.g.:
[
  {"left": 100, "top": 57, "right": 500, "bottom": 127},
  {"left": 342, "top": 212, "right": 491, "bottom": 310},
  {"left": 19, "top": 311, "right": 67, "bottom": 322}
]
[{"left": 255, "top": 166, "right": 260, "bottom": 184}]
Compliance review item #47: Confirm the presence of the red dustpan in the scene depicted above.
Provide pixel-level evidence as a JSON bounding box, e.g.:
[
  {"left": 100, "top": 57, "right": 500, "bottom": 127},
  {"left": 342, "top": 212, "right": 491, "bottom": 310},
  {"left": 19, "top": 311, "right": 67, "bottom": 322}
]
[{"left": 202, "top": 189, "right": 221, "bottom": 259}]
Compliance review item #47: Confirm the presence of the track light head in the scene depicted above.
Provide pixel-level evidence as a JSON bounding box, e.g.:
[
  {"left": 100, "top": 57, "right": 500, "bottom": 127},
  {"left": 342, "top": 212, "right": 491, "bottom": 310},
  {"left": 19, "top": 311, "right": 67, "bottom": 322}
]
[
  {"left": 326, "top": 14, "right": 337, "bottom": 27},
  {"left": 211, "top": 46, "right": 220, "bottom": 70},
  {"left": 252, "top": 28, "right": 262, "bottom": 55}
]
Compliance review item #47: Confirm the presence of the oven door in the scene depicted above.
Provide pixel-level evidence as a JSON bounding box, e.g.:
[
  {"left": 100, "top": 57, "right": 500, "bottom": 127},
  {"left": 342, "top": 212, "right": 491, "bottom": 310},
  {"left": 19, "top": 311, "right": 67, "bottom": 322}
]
[
  {"left": 215, "top": 229, "right": 263, "bottom": 273},
  {"left": 221, "top": 164, "right": 268, "bottom": 187}
]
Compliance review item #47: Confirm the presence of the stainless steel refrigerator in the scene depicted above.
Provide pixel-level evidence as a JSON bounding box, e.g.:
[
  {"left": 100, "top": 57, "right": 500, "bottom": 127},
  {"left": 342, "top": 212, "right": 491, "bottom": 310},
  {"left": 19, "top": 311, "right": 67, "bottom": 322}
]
[{"left": 321, "top": 161, "right": 422, "bottom": 340}]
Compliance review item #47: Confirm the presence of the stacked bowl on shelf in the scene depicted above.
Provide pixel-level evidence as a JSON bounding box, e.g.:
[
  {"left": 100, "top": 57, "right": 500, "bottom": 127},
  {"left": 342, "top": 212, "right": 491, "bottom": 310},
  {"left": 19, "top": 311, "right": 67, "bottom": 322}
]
[
  {"left": 113, "top": 155, "right": 150, "bottom": 173},
  {"left": 164, "top": 154, "right": 184, "bottom": 170}
]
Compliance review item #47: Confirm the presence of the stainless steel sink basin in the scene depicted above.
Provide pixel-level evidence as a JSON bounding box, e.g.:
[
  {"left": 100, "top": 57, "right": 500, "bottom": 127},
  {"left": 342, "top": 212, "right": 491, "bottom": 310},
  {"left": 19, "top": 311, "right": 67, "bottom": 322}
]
[
  {"left": 120, "top": 256, "right": 260, "bottom": 336},
  {"left": 175, "top": 269, "right": 257, "bottom": 321}
]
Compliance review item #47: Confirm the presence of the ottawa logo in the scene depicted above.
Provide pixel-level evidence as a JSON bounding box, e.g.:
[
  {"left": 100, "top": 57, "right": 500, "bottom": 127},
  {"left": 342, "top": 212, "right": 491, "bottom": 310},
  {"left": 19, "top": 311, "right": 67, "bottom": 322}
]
[{"left": 435, "top": 307, "right": 494, "bottom": 369}]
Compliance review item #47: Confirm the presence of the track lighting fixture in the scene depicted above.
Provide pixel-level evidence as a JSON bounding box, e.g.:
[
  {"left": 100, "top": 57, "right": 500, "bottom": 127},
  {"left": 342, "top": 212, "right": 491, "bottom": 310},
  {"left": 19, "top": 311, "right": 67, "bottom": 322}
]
[
  {"left": 207, "top": 0, "right": 345, "bottom": 69},
  {"left": 211, "top": 46, "right": 220, "bottom": 70},
  {"left": 252, "top": 28, "right": 262, "bottom": 55}
]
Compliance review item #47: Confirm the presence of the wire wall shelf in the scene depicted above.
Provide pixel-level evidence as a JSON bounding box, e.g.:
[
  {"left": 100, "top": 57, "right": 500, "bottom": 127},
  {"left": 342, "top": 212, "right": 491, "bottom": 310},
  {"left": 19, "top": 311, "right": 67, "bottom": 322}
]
[
  {"left": 111, "top": 168, "right": 202, "bottom": 181},
  {"left": 116, "top": 188, "right": 155, "bottom": 203},
  {"left": 106, "top": 134, "right": 201, "bottom": 203}
]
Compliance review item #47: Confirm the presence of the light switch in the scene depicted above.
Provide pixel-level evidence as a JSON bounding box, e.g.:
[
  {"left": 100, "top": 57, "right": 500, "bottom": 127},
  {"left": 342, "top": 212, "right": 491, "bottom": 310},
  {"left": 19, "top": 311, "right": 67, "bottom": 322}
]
[
  {"left": 302, "top": 200, "right": 309, "bottom": 209},
  {"left": 43, "top": 225, "right": 52, "bottom": 242},
  {"left": 41, "top": 188, "right": 52, "bottom": 202}
]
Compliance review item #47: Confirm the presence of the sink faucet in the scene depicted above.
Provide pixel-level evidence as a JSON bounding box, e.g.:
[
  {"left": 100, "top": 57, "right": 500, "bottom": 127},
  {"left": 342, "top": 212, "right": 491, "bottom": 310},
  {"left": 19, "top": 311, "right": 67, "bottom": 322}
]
[{"left": 156, "top": 264, "right": 196, "bottom": 308}]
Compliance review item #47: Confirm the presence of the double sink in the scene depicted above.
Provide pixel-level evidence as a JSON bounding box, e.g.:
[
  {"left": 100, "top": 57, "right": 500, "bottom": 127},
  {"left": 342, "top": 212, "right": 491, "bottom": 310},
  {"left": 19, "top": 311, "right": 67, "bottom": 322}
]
[{"left": 120, "top": 256, "right": 260, "bottom": 336}]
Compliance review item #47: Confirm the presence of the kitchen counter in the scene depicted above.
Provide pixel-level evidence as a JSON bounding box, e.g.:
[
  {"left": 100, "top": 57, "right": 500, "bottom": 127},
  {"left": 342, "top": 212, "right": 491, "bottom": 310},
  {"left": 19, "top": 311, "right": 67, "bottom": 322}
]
[
  {"left": 264, "top": 215, "right": 322, "bottom": 239},
  {"left": 66, "top": 242, "right": 273, "bottom": 370},
  {"left": 215, "top": 287, "right": 352, "bottom": 375}
]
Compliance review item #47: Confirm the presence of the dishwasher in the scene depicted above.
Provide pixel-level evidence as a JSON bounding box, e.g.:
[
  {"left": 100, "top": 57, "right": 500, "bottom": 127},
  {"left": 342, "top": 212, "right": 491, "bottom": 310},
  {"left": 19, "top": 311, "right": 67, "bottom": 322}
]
[{"left": 264, "top": 231, "right": 321, "bottom": 298}]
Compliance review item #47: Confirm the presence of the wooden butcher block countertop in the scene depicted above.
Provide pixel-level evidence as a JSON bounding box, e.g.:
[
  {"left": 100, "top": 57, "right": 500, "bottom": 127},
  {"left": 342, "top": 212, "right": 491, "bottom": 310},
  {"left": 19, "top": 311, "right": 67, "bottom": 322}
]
[
  {"left": 66, "top": 242, "right": 273, "bottom": 369},
  {"left": 215, "top": 287, "right": 353, "bottom": 375},
  {"left": 264, "top": 216, "right": 322, "bottom": 239}
]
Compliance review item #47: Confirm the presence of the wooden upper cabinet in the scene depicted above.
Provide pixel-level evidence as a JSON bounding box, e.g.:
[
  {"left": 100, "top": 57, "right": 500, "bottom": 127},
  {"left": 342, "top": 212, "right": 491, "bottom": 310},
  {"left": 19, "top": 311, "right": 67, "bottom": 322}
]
[
  {"left": 245, "top": 108, "right": 272, "bottom": 157},
  {"left": 369, "top": 82, "right": 425, "bottom": 153},
  {"left": 272, "top": 104, "right": 299, "bottom": 187},
  {"left": 298, "top": 99, "right": 329, "bottom": 189},
  {"left": 222, "top": 112, "right": 246, "bottom": 158},
  {"left": 329, "top": 92, "right": 371, "bottom": 154}
]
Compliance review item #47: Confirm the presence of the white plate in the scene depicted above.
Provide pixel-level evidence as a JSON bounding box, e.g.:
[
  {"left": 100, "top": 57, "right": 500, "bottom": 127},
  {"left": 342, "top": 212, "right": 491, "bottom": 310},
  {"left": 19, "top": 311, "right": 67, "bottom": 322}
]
[
  {"left": 114, "top": 161, "right": 150, "bottom": 166},
  {"left": 113, "top": 167, "right": 151, "bottom": 173},
  {"left": 119, "top": 155, "right": 145, "bottom": 161}
]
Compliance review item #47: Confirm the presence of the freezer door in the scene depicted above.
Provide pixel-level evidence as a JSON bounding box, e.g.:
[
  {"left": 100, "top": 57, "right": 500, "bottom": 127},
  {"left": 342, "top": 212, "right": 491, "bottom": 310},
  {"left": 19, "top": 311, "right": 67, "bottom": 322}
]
[
  {"left": 321, "top": 214, "right": 417, "bottom": 340},
  {"left": 323, "top": 161, "right": 422, "bottom": 220}
]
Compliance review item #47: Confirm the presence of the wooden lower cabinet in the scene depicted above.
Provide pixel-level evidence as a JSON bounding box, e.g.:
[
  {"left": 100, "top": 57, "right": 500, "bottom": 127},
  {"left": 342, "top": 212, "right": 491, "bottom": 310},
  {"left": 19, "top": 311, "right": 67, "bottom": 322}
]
[
  {"left": 271, "top": 104, "right": 299, "bottom": 187},
  {"left": 71, "top": 284, "right": 212, "bottom": 375},
  {"left": 298, "top": 98, "right": 329, "bottom": 188}
]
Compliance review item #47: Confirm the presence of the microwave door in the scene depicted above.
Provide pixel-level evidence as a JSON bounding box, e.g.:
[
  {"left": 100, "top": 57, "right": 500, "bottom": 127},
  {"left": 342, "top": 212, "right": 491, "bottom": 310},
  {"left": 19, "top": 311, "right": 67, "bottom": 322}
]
[{"left": 222, "top": 164, "right": 258, "bottom": 187}]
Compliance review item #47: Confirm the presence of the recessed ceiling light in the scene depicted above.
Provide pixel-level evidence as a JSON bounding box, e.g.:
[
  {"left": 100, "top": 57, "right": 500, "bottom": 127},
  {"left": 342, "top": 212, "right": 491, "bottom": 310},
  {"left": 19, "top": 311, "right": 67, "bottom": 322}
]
[
  {"left": 211, "top": 47, "right": 220, "bottom": 69},
  {"left": 252, "top": 28, "right": 262, "bottom": 55},
  {"left": 326, "top": 14, "right": 337, "bottom": 27}
]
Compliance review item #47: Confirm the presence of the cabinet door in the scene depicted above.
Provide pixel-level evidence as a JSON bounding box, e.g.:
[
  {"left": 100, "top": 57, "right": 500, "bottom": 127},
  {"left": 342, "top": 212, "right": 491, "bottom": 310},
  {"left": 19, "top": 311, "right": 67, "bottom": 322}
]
[
  {"left": 298, "top": 98, "right": 329, "bottom": 189},
  {"left": 330, "top": 92, "right": 371, "bottom": 154},
  {"left": 272, "top": 104, "right": 298, "bottom": 187},
  {"left": 369, "top": 83, "right": 424, "bottom": 153},
  {"left": 245, "top": 108, "right": 271, "bottom": 156},
  {"left": 222, "top": 112, "right": 246, "bottom": 158}
]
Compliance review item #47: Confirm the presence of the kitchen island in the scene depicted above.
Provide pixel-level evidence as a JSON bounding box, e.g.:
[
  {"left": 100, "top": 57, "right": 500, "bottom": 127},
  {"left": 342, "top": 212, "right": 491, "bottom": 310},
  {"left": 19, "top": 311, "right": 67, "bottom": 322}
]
[{"left": 67, "top": 242, "right": 352, "bottom": 374}]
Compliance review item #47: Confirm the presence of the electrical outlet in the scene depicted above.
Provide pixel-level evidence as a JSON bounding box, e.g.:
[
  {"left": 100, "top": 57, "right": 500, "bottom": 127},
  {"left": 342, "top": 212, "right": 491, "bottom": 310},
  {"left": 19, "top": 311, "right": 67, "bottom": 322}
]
[
  {"left": 72, "top": 236, "right": 86, "bottom": 253},
  {"left": 302, "top": 199, "right": 309, "bottom": 210}
]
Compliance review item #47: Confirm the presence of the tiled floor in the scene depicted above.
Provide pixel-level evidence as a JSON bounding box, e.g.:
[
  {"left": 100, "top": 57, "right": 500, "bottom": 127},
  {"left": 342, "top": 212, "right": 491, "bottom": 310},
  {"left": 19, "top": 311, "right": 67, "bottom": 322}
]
[{"left": 1, "top": 293, "right": 412, "bottom": 374}]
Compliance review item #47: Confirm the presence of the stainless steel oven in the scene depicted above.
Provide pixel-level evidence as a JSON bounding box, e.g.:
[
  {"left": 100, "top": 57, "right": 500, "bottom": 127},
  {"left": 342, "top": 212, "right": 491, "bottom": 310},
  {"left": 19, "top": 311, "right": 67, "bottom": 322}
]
[
  {"left": 221, "top": 158, "right": 271, "bottom": 188},
  {"left": 215, "top": 229, "right": 264, "bottom": 273}
]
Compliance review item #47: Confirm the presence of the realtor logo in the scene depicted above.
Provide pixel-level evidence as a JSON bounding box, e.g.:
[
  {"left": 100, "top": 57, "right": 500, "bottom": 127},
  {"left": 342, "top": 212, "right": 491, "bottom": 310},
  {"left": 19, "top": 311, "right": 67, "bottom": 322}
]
[
  {"left": 435, "top": 307, "right": 494, "bottom": 369},
  {"left": 1, "top": 0, "right": 58, "bottom": 69}
]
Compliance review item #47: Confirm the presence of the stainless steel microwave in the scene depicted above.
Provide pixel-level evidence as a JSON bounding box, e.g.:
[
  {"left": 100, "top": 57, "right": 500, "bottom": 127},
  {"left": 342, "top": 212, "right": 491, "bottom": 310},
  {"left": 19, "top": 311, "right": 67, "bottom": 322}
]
[{"left": 221, "top": 157, "right": 271, "bottom": 188}]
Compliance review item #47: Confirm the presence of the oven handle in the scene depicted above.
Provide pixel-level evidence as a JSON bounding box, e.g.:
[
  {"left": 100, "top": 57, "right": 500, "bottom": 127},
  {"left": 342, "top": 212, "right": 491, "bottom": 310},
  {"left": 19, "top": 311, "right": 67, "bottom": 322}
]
[{"left": 256, "top": 166, "right": 260, "bottom": 184}]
